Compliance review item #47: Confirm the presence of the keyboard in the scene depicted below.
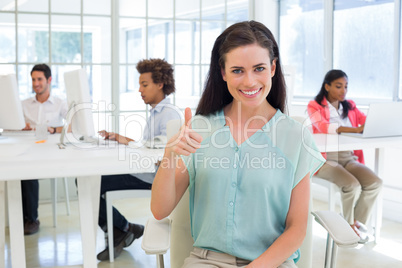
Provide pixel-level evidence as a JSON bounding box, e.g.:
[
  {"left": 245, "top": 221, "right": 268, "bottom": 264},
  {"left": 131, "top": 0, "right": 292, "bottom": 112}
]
[{"left": 1, "top": 130, "right": 36, "bottom": 136}]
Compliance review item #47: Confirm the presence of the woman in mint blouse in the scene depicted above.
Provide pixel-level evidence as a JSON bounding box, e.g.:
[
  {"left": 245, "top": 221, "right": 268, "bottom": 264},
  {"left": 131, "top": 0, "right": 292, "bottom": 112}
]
[{"left": 151, "top": 21, "right": 324, "bottom": 268}]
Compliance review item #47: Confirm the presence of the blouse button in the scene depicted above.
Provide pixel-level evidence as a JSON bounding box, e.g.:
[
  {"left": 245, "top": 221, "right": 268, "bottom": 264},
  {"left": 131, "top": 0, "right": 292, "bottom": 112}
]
[{"left": 229, "top": 201, "right": 234, "bottom": 207}]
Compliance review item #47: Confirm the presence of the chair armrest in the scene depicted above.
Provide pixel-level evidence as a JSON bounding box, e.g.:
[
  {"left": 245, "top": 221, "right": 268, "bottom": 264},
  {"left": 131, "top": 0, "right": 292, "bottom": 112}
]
[
  {"left": 311, "top": 211, "right": 360, "bottom": 248},
  {"left": 141, "top": 217, "right": 171, "bottom": 255}
]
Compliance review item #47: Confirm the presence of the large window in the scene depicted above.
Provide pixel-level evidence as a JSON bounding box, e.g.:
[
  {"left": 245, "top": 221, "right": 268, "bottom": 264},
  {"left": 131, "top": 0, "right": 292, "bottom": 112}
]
[
  {"left": 117, "top": 0, "right": 248, "bottom": 139},
  {"left": 333, "top": 0, "right": 394, "bottom": 100},
  {"left": 279, "top": 0, "right": 325, "bottom": 99},
  {"left": 0, "top": 0, "right": 248, "bottom": 139},
  {"left": 0, "top": 0, "right": 112, "bottom": 119},
  {"left": 280, "top": 0, "right": 399, "bottom": 103}
]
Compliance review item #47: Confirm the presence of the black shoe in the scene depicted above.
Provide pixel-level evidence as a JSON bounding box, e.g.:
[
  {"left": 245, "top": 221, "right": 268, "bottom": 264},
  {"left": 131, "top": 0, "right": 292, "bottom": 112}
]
[
  {"left": 24, "top": 220, "right": 40, "bottom": 235},
  {"left": 125, "top": 223, "right": 144, "bottom": 247},
  {"left": 97, "top": 223, "right": 144, "bottom": 261},
  {"left": 97, "top": 230, "right": 134, "bottom": 261},
  {"left": 96, "top": 244, "right": 125, "bottom": 261}
]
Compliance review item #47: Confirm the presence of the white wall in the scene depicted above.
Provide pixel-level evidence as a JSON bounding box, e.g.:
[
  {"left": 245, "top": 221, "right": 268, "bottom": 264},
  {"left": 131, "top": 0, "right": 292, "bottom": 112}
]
[{"left": 251, "top": 0, "right": 279, "bottom": 38}]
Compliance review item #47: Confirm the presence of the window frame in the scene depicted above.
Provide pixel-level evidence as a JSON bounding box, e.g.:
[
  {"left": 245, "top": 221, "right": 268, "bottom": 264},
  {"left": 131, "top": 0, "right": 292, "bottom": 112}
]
[{"left": 278, "top": 0, "right": 402, "bottom": 105}]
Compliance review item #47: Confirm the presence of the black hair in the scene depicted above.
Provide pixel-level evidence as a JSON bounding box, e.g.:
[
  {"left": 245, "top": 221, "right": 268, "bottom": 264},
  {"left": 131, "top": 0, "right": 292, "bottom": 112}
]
[
  {"left": 315, "top": 69, "right": 350, "bottom": 119},
  {"left": 31, "top": 64, "right": 51, "bottom": 80},
  {"left": 136, "top": 58, "right": 175, "bottom": 96}
]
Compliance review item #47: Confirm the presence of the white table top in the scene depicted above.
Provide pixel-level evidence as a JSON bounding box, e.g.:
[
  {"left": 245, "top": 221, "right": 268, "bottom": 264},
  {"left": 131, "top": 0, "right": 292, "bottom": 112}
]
[
  {"left": 0, "top": 133, "right": 164, "bottom": 268},
  {"left": 0, "top": 134, "right": 163, "bottom": 180},
  {"left": 312, "top": 133, "right": 402, "bottom": 152},
  {"left": 2, "top": 133, "right": 402, "bottom": 180}
]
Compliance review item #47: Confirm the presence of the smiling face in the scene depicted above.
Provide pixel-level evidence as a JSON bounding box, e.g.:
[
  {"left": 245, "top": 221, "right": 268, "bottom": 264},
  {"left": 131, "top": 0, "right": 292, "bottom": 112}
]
[
  {"left": 138, "top": 72, "right": 165, "bottom": 107},
  {"left": 221, "top": 43, "right": 276, "bottom": 109},
  {"left": 325, "top": 76, "right": 348, "bottom": 103},
  {"left": 31, "top": 70, "right": 51, "bottom": 97}
]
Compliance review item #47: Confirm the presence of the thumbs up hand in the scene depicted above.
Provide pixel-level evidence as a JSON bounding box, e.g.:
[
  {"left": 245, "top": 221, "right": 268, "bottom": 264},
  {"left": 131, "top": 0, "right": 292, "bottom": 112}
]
[{"left": 166, "top": 107, "right": 203, "bottom": 156}]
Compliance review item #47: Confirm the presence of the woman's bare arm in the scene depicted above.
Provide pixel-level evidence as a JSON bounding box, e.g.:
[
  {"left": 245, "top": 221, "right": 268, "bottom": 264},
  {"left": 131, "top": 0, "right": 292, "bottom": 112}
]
[{"left": 247, "top": 174, "right": 310, "bottom": 268}]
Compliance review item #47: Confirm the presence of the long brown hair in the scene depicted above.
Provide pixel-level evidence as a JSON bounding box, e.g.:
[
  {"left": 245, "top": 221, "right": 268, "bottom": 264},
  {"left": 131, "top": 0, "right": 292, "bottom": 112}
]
[{"left": 196, "top": 20, "right": 286, "bottom": 116}]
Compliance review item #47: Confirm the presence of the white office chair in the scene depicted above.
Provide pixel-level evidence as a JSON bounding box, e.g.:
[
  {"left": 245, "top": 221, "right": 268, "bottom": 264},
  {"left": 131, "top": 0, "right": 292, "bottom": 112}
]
[
  {"left": 50, "top": 177, "right": 71, "bottom": 227},
  {"left": 105, "top": 189, "right": 152, "bottom": 262},
  {"left": 142, "top": 188, "right": 359, "bottom": 268},
  {"left": 104, "top": 118, "right": 184, "bottom": 262}
]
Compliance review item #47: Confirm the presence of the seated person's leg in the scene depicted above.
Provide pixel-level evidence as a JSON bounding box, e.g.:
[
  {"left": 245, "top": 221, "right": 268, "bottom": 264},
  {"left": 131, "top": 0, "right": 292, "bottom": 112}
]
[
  {"left": 317, "top": 161, "right": 369, "bottom": 243},
  {"left": 316, "top": 161, "right": 360, "bottom": 224},
  {"left": 344, "top": 160, "right": 383, "bottom": 226},
  {"left": 21, "top": 179, "right": 40, "bottom": 235}
]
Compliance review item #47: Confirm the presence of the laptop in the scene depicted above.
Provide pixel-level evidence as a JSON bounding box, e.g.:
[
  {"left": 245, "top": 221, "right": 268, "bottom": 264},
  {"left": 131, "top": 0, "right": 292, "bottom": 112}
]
[{"left": 341, "top": 102, "right": 402, "bottom": 138}]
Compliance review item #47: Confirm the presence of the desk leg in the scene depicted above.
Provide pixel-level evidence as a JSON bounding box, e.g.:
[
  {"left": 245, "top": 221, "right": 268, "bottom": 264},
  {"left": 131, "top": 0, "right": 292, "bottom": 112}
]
[
  {"left": 7, "top": 180, "right": 26, "bottom": 268},
  {"left": 0, "top": 181, "right": 5, "bottom": 268},
  {"left": 373, "top": 148, "right": 384, "bottom": 242},
  {"left": 77, "top": 175, "right": 101, "bottom": 268}
]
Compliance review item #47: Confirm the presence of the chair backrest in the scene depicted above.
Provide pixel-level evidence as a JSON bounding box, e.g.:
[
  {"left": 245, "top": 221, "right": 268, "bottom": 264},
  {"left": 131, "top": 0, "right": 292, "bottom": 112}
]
[{"left": 170, "top": 189, "right": 193, "bottom": 268}]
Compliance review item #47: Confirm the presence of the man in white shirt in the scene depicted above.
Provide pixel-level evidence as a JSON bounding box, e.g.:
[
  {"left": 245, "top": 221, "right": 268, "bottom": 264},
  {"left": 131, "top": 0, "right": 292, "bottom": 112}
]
[
  {"left": 97, "top": 59, "right": 182, "bottom": 261},
  {"left": 21, "top": 64, "right": 68, "bottom": 235}
]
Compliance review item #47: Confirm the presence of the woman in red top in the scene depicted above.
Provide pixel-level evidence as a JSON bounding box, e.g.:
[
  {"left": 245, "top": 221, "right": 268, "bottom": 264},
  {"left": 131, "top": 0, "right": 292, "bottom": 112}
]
[{"left": 307, "top": 69, "right": 382, "bottom": 243}]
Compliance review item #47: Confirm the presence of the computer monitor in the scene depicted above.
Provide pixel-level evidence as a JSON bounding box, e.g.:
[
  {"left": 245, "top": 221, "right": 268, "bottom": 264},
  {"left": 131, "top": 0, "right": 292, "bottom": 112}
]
[
  {"left": 0, "top": 74, "right": 25, "bottom": 133},
  {"left": 60, "top": 69, "right": 96, "bottom": 145}
]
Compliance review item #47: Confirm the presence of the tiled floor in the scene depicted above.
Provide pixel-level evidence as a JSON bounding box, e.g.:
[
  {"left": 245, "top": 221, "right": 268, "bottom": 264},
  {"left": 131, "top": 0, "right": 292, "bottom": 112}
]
[{"left": 3, "top": 198, "right": 402, "bottom": 267}]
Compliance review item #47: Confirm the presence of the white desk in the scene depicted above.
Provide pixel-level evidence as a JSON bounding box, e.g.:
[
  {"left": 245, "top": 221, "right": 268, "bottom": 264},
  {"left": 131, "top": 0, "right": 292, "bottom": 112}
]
[
  {"left": 312, "top": 133, "right": 402, "bottom": 240},
  {"left": 0, "top": 134, "right": 162, "bottom": 268}
]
